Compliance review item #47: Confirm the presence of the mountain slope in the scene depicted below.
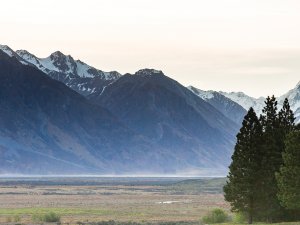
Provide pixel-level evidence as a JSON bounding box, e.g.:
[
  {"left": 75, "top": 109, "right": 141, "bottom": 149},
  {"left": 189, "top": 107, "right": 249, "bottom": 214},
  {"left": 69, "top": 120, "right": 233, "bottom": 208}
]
[
  {"left": 89, "top": 69, "right": 241, "bottom": 173},
  {"left": 0, "top": 51, "right": 166, "bottom": 174},
  {"left": 188, "top": 86, "right": 247, "bottom": 126},
  {"left": 15, "top": 47, "right": 121, "bottom": 96}
]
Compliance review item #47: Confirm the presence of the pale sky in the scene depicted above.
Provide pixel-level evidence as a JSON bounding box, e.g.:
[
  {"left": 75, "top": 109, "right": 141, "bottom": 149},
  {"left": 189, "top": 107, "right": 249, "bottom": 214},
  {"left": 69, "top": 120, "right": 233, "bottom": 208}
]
[{"left": 1, "top": 0, "right": 300, "bottom": 97}]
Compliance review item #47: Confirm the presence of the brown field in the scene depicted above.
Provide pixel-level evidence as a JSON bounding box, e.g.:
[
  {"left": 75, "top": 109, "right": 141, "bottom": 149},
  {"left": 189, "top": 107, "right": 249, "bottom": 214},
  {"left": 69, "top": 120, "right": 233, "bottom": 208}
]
[{"left": 0, "top": 178, "right": 228, "bottom": 224}]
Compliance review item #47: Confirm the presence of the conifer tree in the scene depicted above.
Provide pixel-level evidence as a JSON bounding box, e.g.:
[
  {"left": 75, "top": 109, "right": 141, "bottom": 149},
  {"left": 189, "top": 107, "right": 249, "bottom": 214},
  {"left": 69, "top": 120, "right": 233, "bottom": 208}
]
[
  {"left": 259, "top": 95, "right": 284, "bottom": 222},
  {"left": 276, "top": 131, "right": 300, "bottom": 210},
  {"left": 278, "top": 98, "right": 295, "bottom": 134},
  {"left": 224, "top": 107, "right": 263, "bottom": 224}
]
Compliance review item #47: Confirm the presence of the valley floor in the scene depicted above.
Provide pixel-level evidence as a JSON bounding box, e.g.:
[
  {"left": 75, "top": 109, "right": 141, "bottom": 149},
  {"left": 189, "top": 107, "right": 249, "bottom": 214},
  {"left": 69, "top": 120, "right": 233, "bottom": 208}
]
[
  {"left": 0, "top": 177, "right": 298, "bottom": 225},
  {"left": 0, "top": 177, "right": 227, "bottom": 224}
]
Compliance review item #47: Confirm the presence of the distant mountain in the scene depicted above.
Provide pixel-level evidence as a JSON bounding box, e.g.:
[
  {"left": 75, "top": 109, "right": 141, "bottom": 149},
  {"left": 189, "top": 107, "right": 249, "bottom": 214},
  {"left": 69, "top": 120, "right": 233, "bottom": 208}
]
[
  {"left": 0, "top": 50, "right": 171, "bottom": 175},
  {"left": 187, "top": 86, "right": 247, "bottom": 126},
  {"left": 90, "top": 69, "right": 241, "bottom": 172},
  {"left": 2, "top": 43, "right": 300, "bottom": 175},
  {"left": 15, "top": 47, "right": 121, "bottom": 96},
  {"left": 278, "top": 82, "right": 300, "bottom": 123},
  {"left": 218, "top": 87, "right": 300, "bottom": 123},
  {"left": 219, "top": 91, "right": 265, "bottom": 114},
  {"left": 11, "top": 44, "right": 300, "bottom": 123}
]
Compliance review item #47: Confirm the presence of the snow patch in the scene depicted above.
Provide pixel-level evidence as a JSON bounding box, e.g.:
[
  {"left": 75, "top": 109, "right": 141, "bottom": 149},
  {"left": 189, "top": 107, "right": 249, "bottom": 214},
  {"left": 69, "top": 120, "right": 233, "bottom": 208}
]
[
  {"left": 0, "top": 45, "right": 14, "bottom": 57},
  {"left": 187, "top": 86, "right": 214, "bottom": 100}
]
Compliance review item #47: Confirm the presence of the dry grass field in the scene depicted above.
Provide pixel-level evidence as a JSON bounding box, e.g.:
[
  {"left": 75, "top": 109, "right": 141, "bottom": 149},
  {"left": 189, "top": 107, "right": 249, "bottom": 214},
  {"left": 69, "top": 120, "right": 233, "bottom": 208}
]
[{"left": 0, "top": 177, "right": 228, "bottom": 224}]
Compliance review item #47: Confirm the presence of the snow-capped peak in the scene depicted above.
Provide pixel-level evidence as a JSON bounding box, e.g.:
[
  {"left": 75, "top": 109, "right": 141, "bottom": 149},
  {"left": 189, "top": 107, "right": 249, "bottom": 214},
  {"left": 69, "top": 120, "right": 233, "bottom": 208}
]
[
  {"left": 0, "top": 45, "right": 29, "bottom": 65},
  {"left": 0, "top": 45, "right": 14, "bottom": 57},
  {"left": 219, "top": 91, "right": 265, "bottom": 113},
  {"left": 16, "top": 49, "right": 47, "bottom": 72},
  {"left": 15, "top": 49, "right": 122, "bottom": 80}
]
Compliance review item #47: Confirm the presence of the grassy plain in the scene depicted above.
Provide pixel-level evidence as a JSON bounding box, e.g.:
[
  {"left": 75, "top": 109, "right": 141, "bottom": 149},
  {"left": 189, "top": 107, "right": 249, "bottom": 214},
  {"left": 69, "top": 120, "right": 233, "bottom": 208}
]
[
  {"left": 0, "top": 177, "right": 227, "bottom": 224},
  {"left": 0, "top": 177, "right": 298, "bottom": 225}
]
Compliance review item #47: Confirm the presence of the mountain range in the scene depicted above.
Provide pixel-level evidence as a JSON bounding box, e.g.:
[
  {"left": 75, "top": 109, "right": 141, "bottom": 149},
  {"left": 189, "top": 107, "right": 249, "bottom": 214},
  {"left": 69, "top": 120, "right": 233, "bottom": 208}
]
[{"left": 0, "top": 44, "right": 299, "bottom": 175}]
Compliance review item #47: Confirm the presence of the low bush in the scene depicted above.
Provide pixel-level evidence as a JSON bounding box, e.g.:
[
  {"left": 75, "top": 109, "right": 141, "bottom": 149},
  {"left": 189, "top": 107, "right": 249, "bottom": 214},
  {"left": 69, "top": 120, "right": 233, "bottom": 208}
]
[
  {"left": 201, "top": 208, "right": 230, "bottom": 224},
  {"left": 32, "top": 211, "right": 60, "bottom": 223},
  {"left": 43, "top": 212, "right": 61, "bottom": 222},
  {"left": 232, "top": 212, "right": 247, "bottom": 223}
]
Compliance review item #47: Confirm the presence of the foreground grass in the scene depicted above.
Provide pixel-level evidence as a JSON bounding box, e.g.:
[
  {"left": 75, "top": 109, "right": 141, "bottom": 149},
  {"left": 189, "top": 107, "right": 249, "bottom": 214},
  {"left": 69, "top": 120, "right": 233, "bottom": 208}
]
[{"left": 1, "top": 208, "right": 300, "bottom": 225}]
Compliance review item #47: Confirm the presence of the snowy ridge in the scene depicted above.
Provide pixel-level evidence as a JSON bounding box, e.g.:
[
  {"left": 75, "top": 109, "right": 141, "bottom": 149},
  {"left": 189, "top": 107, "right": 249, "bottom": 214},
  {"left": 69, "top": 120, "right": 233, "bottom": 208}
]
[
  {"left": 219, "top": 86, "right": 300, "bottom": 123},
  {"left": 2, "top": 44, "right": 300, "bottom": 123},
  {"left": 16, "top": 49, "right": 122, "bottom": 80},
  {"left": 188, "top": 86, "right": 248, "bottom": 125},
  {"left": 0, "top": 45, "right": 29, "bottom": 65},
  {"left": 219, "top": 91, "right": 265, "bottom": 114},
  {"left": 0, "top": 45, "right": 123, "bottom": 96},
  {"left": 15, "top": 50, "right": 49, "bottom": 73},
  {"left": 0, "top": 45, "right": 14, "bottom": 57},
  {"left": 187, "top": 86, "right": 214, "bottom": 99}
]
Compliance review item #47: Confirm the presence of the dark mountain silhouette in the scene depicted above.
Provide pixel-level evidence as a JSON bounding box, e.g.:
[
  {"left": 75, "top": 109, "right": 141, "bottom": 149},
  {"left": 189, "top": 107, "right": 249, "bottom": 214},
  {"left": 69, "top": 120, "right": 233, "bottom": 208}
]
[
  {"left": 89, "top": 69, "right": 241, "bottom": 173},
  {"left": 0, "top": 51, "right": 168, "bottom": 174}
]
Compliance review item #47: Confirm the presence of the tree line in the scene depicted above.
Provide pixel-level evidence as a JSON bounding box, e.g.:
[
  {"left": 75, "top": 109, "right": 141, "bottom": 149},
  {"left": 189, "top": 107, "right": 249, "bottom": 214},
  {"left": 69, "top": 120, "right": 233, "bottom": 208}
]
[{"left": 224, "top": 96, "right": 300, "bottom": 224}]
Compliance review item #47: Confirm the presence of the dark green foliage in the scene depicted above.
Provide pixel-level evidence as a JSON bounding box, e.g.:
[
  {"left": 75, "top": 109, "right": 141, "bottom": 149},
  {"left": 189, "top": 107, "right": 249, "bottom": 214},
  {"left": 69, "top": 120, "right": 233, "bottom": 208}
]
[
  {"left": 224, "top": 107, "right": 262, "bottom": 224},
  {"left": 225, "top": 96, "right": 299, "bottom": 223},
  {"left": 279, "top": 98, "right": 295, "bottom": 134},
  {"left": 233, "top": 212, "right": 247, "bottom": 223},
  {"left": 259, "top": 96, "right": 284, "bottom": 221},
  {"left": 277, "top": 131, "right": 300, "bottom": 210},
  {"left": 201, "top": 208, "right": 230, "bottom": 224},
  {"left": 32, "top": 212, "right": 61, "bottom": 223},
  {"left": 43, "top": 212, "right": 61, "bottom": 222},
  {"left": 259, "top": 97, "right": 295, "bottom": 222}
]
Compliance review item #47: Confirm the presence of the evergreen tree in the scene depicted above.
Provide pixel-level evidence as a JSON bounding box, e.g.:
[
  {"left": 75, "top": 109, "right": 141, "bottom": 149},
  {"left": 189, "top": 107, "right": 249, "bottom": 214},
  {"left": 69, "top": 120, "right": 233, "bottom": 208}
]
[
  {"left": 259, "top": 95, "right": 286, "bottom": 222},
  {"left": 276, "top": 131, "right": 300, "bottom": 210},
  {"left": 278, "top": 98, "right": 295, "bottom": 135},
  {"left": 224, "top": 107, "right": 263, "bottom": 224}
]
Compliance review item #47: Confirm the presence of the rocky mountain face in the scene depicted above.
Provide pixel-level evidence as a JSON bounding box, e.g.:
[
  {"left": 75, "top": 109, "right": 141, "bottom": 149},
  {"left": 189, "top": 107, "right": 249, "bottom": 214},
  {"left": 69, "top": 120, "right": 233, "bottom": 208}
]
[{"left": 15, "top": 48, "right": 121, "bottom": 96}]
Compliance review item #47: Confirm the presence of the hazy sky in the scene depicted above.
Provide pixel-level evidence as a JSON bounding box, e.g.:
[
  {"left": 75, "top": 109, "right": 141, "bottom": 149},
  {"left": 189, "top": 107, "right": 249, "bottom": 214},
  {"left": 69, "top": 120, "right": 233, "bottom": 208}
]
[{"left": 1, "top": 0, "right": 300, "bottom": 97}]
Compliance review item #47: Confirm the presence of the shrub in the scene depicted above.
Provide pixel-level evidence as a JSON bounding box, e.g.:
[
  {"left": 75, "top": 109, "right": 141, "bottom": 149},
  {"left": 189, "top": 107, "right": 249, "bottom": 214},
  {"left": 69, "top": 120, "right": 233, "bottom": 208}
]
[
  {"left": 32, "top": 212, "right": 60, "bottom": 223},
  {"left": 42, "top": 212, "right": 61, "bottom": 222},
  {"left": 232, "top": 212, "right": 247, "bottom": 223},
  {"left": 201, "top": 208, "right": 229, "bottom": 224}
]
